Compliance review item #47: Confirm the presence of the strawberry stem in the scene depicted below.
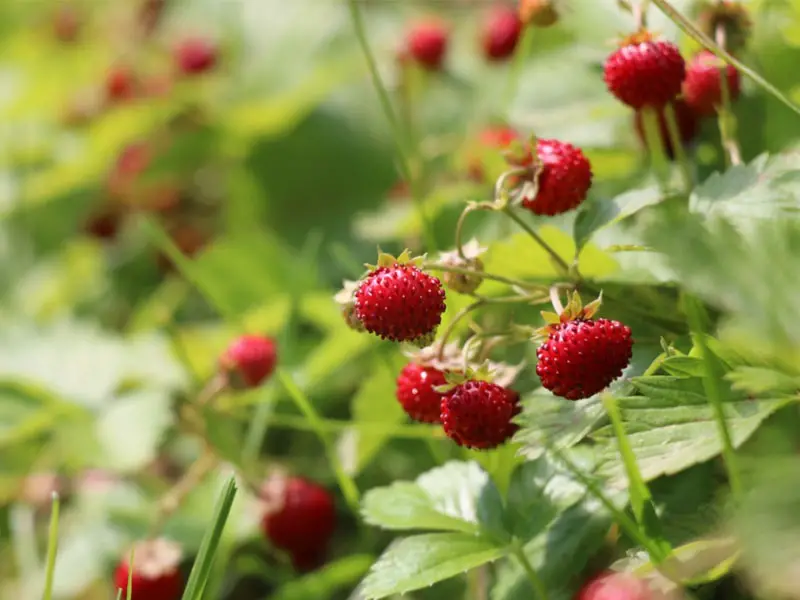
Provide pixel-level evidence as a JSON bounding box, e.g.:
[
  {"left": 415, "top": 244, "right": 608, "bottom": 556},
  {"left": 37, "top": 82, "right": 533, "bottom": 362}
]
[
  {"left": 663, "top": 102, "right": 694, "bottom": 193},
  {"left": 715, "top": 24, "right": 742, "bottom": 167},
  {"left": 549, "top": 286, "right": 565, "bottom": 314},
  {"left": 455, "top": 203, "right": 491, "bottom": 260},
  {"left": 501, "top": 207, "right": 571, "bottom": 275},
  {"left": 510, "top": 539, "right": 549, "bottom": 600},
  {"left": 423, "top": 262, "right": 544, "bottom": 291},
  {"left": 639, "top": 106, "right": 670, "bottom": 191}
]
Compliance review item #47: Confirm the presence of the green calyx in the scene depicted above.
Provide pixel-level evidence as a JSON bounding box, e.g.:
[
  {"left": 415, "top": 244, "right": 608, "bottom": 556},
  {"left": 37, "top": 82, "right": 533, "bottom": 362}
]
[
  {"left": 535, "top": 290, "right": 603, "bottom": 337},
  {"left": 433, "top": 362, "right": 495, "bottom": 394},
  {"left": 365, "top": 248, "right": 426, "bottom": 271}
]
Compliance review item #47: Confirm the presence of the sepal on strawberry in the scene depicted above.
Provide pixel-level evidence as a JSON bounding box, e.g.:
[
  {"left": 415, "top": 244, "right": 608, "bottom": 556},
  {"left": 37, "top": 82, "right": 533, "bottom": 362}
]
[
  {"left": 334, "top": 280, "right": 365, "bottom": 332},
  {"left": 434, "top": 361, "right": 497, "bottom": 395},
  {"left": 535, "top": 290, "right": 603, "bottom": 337}
]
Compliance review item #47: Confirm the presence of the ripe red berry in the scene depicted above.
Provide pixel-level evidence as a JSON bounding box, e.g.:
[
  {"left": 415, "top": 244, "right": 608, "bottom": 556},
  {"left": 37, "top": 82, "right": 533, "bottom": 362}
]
[
  {"left": 576, "top": 571, "right": 652, "bottom": 600},
  {"left": 440, "top": 380, "right": 520, "bottom": 450},
  {"left": 175, "top": 37, "right": 218, "bottom": 75},
  {"left": 517, "top": 139, "right": 593, "bottom": 216},
  {"left": 260, "top": 476, "right": 336, "bottom": 557},
  {"left": 354, "top": 264, "right": 446, "bottom": 344},
  {"left": 682, "top": 50, "right": 741, "bottom": 117},
  {"left": 219, "top": 334, "right": 277, "bottom": 389},
  {"left": 396, "top": 363, "right": 448, "bottom": 423},
  {"left": 405, "top": 20, "right": 449, "bottom": 71},
  {"left": 536, "top": 318, "right": 633, "bottom": 400},
  {"left": 482, "top": 6, "right": 522, "bottom": 61},
  {"left": 603, "top": 34, "right": 686, "bottom": 109},
  {"left": 633, "top": 98, "right": 699, "bottom": 160},
  {"left": 114, "top": 539, "right": 183, "bottom": 600},
  {"left": 106, "top": 66, "right": 138, "bottom": 103}
]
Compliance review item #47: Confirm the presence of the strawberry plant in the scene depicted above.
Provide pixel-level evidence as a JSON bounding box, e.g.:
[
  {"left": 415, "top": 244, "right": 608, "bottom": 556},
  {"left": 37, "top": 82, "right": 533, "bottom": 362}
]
[{"left": 3, "top": 1, "right": 800, "bottom": 600}]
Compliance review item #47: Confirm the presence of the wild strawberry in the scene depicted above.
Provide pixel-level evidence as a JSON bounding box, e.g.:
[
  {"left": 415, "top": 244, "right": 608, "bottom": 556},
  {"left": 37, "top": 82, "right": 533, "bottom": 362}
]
[
  {"left": 536, "top": 292, "right": 633, "bottom": 400},
  {"left": 633, "top": 98, "right": 698, "bottom": 160},
  {"left": 509, "top": 138, "right": 593, "bottom": 216},
  {"left": 396, "top": 363, "right": 448, "bottom": 423},
  {"left": 260, "top": 475, "right": 336, "bottom": 559},
  {"left": 84, "top": 206, "right": 123, "bottom": 240},
  {"left": 682, "top": 50, "right": 741, "bottom": 116},
  {"left": 175, "top": 37, "right": 218, "bottom": 75},
  {"left": 441, "top": 379, "right": 520, "bottom": 450},
  {"left": 519, "top": 0, "right": 559, "bottom": 28},
  {"left": 106, "top": 66, "right": 138, "bottom": 103},
  {"left": 576, "top": 571, "right": 653, "bottom": 600},
  {"left": 353, "top": 250, "right": 446, "bottom": 345},
  {"left": 603, "top": 32, "right": 686, "bottom": 109},
  {"left": 290, "top": 548, "right": 326, "bottom": 573},
  {"left": 482, "top": 6, "right": 522, "bottom": 62},
  {"left": 405, "top": 20, "right": 449, "bottom": 71},
  {"left": 114, "top": 538, "right": 183, "bottom": 600},
  {"left": 219, "top": 334, "right": 277, "bottom": 389}
]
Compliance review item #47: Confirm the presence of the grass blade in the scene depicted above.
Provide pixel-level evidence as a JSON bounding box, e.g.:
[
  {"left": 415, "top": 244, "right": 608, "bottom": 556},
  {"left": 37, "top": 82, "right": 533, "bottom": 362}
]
[
  {"left": 277, "top": 369, "right": 361, "bottom": 513},
  {"left": 180, "top": 476, "right": 238, "bottom": 600},
  {"left": 41, "top": 492, "right": 60, "bottom": 600}
]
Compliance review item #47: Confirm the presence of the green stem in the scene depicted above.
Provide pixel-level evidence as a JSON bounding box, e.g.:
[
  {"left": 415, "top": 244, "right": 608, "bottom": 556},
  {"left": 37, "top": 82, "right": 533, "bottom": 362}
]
[
  {"left": 423, "top": 262, "right": 544, "bottom": 291},
  {"left": 715, "top": 25, "right": 742, "bottom": 167},
  {"left": 640, "top": 107, "right": 670, "bottom": 190},
  {"left": 501, "top": 208, "right": 571, "bottom": 275},
  {"left": 42, "top": 493, "right": 60, "bottom": 600},
  {"left": 510, "top": 540, "right": 549, "bottom": 600},
  {"left": 437, "top": 300, "right": 485, "bottom": 361},
  {"left": 650, "top": 0, "right": 800, "bottom": 118},
  {"left": 684, "top": 297, "right": 742, "bottom": 499},
  {"left": 455, "top": 204, "right": 488, "bottom": 260},
  {"left": 663, "top": 102, "right": 693, "bottom": 192},
  {"left": 346, "top": 0, "right": 436, "bottom": 250}
]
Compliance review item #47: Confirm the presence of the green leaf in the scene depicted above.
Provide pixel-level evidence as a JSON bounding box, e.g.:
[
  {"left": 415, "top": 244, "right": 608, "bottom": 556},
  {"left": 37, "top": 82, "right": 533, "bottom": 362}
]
[
  {"left": 270, "top": 554, "right": 374, "bottom": 600},
  {"left": 492, "top": 497, "right": 612, "bottom": 600},
  {"left": 726, "top": 366, "right": 800, "bottom": 396},
  {"left": 95, "top": 390, "right": 174, "bottom": 472},
  {"left": 513, "top": 393, "right": 605, "bottom": 460},
  {"left": 593, "top": 375, "right": 791, "bottom": 488},
  {"left": 336, "top": 357, "right": 406, "bottom": 476},
  {"left": 360, "top": 533, "right": 507, "bottom": 600},
  {"left": 361, "top": 461, "right": 505, "bottom": 537}
]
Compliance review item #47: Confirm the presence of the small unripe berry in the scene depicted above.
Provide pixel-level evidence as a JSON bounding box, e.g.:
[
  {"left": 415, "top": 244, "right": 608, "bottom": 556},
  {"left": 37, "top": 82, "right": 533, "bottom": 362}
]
[
  {"left": 694, "top": 1, "right": 752, "bottom": 55},
  {"left": 519, "top": 0, "right": 559, "bottom": 28},
  {"left": 219, "top": 334, "right": 277, "bottom": 389}
]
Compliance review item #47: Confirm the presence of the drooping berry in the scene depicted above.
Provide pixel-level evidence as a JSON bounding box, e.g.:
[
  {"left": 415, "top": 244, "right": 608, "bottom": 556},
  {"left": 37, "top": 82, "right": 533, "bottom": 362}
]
[
  {"left": 682, "top": 50, "right": 741, "bottom": 117},
  {"left": 512, "top": 138, "right": 593, "bottom": 216},
  {"left": 396, "top": 363, "right": 448, "bottom": 423},
  {"left": 354, "top": 259, "right": 446, "bottom": 344},
  {"left": 576, "top": 571, "right": 653, "bottom": 600},
  {"left": 537, "top": 318, "right": 633, "bottom": 400},
  {"left": 633, "top": 98, "right": 699, "bottom": 160},
  {"left": 106, "top": 66, "right": 138, "bottom": 103},
  {"left": 405, "top": 20, "right": 449, "bottom": 71},
  {"left": 519, "top": 0, "right": 559, "bottom": 27},
  {"left": 175, "top": 37, "right": 218, "bottom": 75},
  {"left": 113, "top": 538, "right": 183, "bottom": 600},
  {"left": 260, "top": 475, "right": 336, "bottom": 560},
  {"left": 219, "top": 334, "right": 277, "bottom": 389},
  {"left": 694, "top": 1, "right": 752, "bottom": 55},
  {"left": 603, "top": 33, "right": 686, "bottom": 109},
  {"left": 481, "top": 5, "right": 522, "bottom": 62},
  {"left": 441, "top": 380, "right": 520, "bottom": 450}
]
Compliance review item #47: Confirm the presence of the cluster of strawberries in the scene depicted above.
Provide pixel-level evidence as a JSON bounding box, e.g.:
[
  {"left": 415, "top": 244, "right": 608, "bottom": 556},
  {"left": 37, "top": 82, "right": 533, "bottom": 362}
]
[{"left": 100, "top": 334, "right": 339, "bottom": 597}]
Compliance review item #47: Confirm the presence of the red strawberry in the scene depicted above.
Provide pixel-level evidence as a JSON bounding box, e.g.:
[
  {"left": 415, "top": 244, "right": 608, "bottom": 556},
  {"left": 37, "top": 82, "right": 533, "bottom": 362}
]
[
  {"left": 537, "top": 318, "right": 632, "bottom": 400},
  {"left": 396, "top": 363, "right": 448, "bottom": 423},
  {"left": 354, "top": 255, "right": 446, "bottom": 345},
  {"left": 114, "top": 538, "right": 183, "bottom": 600},
  {"left": 290, "top": 547, "right": 326, "bottom": 573},
  {"left": 106, "top": 66, "right": 138, "bottom": 103},
  {"left": 175, "top": 37, "right": 218, "bottom": 75},
  {"left": 405, "top": 20, "right": 449, "bottom": 71},
  {"left": 682, "top": 50, "right": 741, "bottom": 116},
  {"left": 440, "top": 380, "right": 520, "bottom": 450},
  {"left": 633, "top": 98, "right": 698, "bottom": 160},
  {"left": 603, "top": 32, "right": 686, "bottom": 109},
  {"left": 260, "top": 476, "right": 336, "bottom": 558},
  {"left": 576, "top": 571, "right": 653, "bottom": 600},
  {"left": 219, "top": 334, "right": 277, "bottom": 389},
  {"left": 84, "top": 206, "right": 123, "bottom": 241},
  {"left": 510, "top": 138, "right": 593, "bottom": 216},
  {"left": 482, "top": 6, "right": 522, "bottom": 62}
]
